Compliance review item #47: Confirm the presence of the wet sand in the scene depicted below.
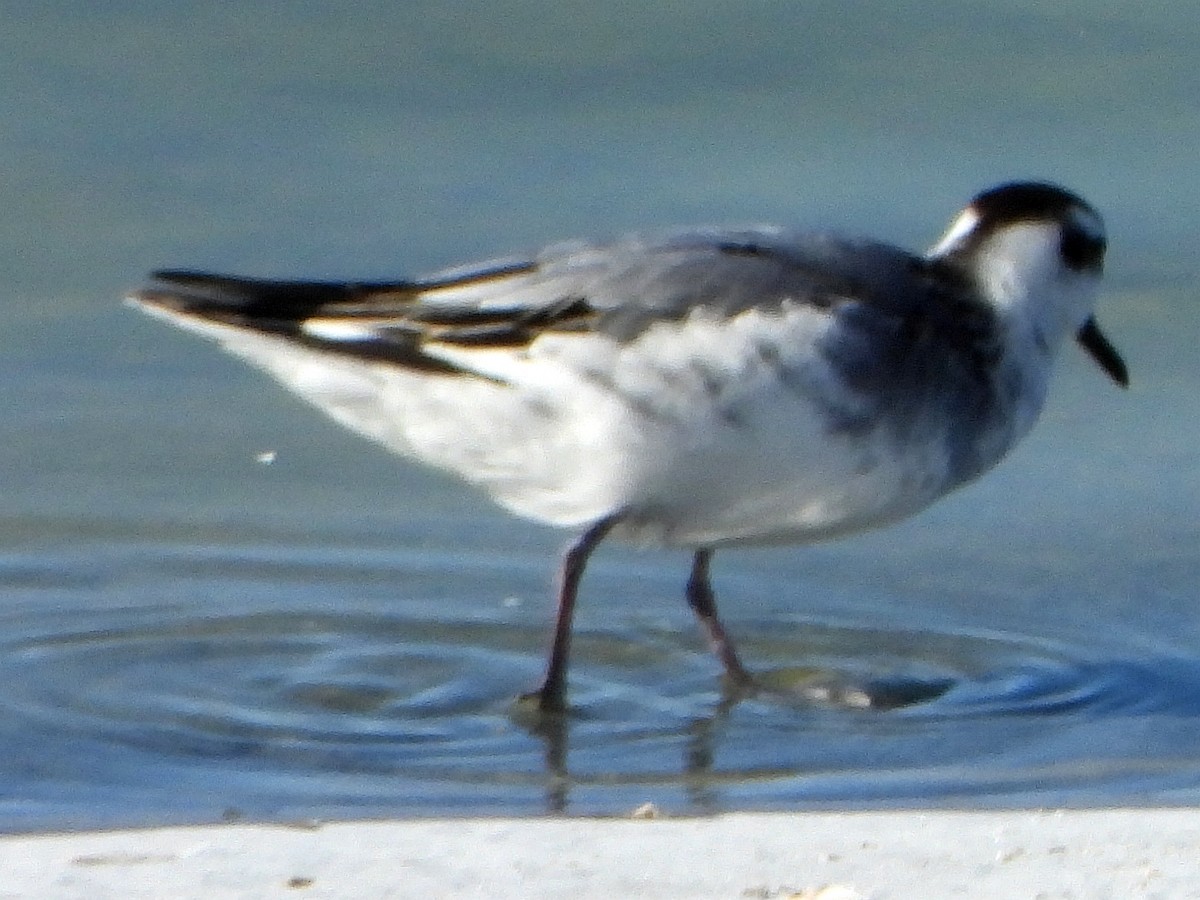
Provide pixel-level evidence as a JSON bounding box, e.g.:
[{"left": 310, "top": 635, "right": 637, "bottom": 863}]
[{"left": 3, "top": 808, "right": 1197, "bottom": 898}]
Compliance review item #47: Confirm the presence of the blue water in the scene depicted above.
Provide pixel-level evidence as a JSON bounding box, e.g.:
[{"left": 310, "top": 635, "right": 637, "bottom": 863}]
[{"left": 2, "top": 2, "right": 1198, "bottom": 832}]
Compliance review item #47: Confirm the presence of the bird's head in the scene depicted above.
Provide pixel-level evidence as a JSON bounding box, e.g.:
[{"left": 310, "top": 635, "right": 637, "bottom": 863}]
[{"left": 929, "top": 181, "right": 1127, "bottom": 387}]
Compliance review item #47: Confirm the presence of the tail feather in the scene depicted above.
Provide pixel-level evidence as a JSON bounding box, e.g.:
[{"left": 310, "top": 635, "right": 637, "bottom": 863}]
[
  {"left": 126, "top": 271, "right": 505, "bottom": 377},
  {"left": 131, "top": 270, "right": 421, "bottom": 326}
]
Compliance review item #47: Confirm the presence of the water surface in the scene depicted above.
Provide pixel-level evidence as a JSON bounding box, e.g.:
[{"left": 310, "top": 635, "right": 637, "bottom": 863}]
[{"left": 2, "top": 2, "right": 1198, "bottom": 831}]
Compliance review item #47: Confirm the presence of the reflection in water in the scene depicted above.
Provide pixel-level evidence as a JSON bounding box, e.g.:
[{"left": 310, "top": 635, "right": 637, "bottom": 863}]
[
  {"left": 520, "top": 708, "right": 570, "bottom": 814},
  {"left": 518, "top": 670, "right": 956, "bottom": 813},
  {"left": 4, "top": 589, "right": 1200, "bottom": 829}
]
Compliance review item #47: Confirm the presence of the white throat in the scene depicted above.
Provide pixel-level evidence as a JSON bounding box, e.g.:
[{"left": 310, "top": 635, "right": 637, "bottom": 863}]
[
  {"left": 929, "top": 218, "right": 1103, "bottom": 441},
  {"left": 932, "top": 219, "right": 1100, "bottom": 354}
]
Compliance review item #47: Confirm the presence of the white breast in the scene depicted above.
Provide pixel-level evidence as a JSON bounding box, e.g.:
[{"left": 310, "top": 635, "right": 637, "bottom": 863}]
[{"left": 143, "top": 293, "right": 1032, "bottom": 550}]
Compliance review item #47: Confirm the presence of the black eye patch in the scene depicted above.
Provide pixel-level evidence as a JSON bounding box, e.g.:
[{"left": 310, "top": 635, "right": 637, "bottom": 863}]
[{"left": 1060, "top": 224, "right": 1106, "bottom": 271}]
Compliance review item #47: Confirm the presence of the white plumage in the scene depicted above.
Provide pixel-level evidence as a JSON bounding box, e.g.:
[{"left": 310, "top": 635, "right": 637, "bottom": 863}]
[{"left": 129, "top": 182, "right": 1127, "bottom": 710}]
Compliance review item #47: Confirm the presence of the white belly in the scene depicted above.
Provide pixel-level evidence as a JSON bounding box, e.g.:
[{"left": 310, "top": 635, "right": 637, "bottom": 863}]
[{"left": 152, "top": 301, "right": 1028, "bottom": 549}]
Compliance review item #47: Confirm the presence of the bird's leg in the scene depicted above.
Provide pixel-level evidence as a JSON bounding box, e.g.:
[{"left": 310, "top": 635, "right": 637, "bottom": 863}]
[
  {"left": 685, "top": 549, "right": 752, "bottom": 686},
  {"left": 526, "top": 515, "right": 621, "bottom": 713}
]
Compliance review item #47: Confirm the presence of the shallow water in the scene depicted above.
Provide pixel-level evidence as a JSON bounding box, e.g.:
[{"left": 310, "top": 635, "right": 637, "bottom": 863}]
[
  {"left": 2, "top": 3, "right": 1199, "bottom": 831},
  {"left": 5, "top": 532, "right": 1200, "bottom": 830}
]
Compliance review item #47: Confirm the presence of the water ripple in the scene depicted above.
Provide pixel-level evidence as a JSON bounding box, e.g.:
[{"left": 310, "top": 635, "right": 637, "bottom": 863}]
[
  {"left": 4, "top": 537, "right": 1200, "bottom": 828},
  {"left": 3, "top": 607, "right": 1199, "bottom": 804}
]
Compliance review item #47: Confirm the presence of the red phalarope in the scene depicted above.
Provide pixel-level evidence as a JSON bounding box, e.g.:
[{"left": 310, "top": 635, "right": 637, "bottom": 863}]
[{"left": 129, "top": 182, "right": 1127, "bottom": 711}]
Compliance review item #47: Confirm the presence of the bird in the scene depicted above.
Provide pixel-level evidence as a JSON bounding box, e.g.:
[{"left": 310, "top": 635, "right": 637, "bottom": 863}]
[{"left": 127, "top": 181, "right": 1128, "bottom": 713}]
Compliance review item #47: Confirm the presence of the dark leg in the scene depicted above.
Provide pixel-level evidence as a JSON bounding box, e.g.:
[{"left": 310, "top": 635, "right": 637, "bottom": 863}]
[
  {"left": 685, "top": 549, "right": 752, "bottom": 685},
  {"left": 526, "top": 515, "right": 621, "bottom": 712}
]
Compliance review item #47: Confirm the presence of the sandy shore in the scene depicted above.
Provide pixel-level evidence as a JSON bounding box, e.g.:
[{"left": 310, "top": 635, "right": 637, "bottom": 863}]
[{"left": 2, "top": 809, "right": 1197, "bottom": 899}]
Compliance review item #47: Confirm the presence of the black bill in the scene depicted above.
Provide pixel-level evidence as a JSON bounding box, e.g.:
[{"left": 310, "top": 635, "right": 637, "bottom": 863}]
[{"left": 1077, "top": 316, "right": 1129, "bottom": 387}]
